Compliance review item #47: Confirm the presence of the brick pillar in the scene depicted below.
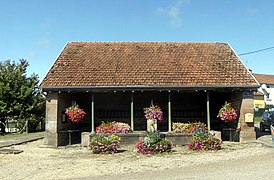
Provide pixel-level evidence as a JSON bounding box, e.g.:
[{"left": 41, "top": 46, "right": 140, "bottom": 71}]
[
  {"left": 239, "top": 92, "right": 256, "bottom": 142},
  {"left": 44, "top": 92, "right": 59, "bottom": 147}
]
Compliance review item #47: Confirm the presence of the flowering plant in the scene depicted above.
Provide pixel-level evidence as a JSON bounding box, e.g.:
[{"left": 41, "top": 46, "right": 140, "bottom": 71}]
[
  {"left": 188, "top": 132, "right": 222, "bottom": 151},
  {"left": 65, "top": 105, "right": 86, "bottom": 123},
  {"left": 96, "top": 121, "right": 132, "bottom": 134},
  {"left": 172, "top": 122, "right": 207, "bottom": 133},
  {"left": 89, "top": 134, "right": 121, "bottom": 154},
  {"left": 187, "top": 122, "right": 208, "bottom": 133},
  {"left": 172, "top": 122, "right": 190, "bottom": 133},
  {"left": 143, "top": 103, "right": 163, "bottom": 122},
  {"left": 217, "top": 102, "right": 237, "bottom": 122},
  {"left": 135, "top": 132, "right": 174, "bottom": 155}
]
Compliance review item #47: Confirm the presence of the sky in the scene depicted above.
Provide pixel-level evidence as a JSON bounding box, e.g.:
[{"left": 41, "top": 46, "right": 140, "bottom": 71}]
[{"left": 1, "top": 0, "right": 274, "bottom": 81}]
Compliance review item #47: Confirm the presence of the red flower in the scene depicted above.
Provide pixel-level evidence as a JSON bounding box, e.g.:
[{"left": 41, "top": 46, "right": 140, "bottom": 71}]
[
  {"left": 65, "top": 105, "right": 86, "bottom": 123},
  {"left": 217, "top": 103, "right": 237, "bottom": 122}
]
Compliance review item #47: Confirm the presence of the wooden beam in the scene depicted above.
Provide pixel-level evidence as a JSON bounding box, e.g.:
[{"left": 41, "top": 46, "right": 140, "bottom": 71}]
[
  {"left": 91, "top": 92, "right": 95, "bottom": 133},
  {"left": 207, "top": 92, "right": 211, "bottom": 131},
  {"left": 131, "top": 92, "right": 134, "bottom": 131},
  {"left": 168, "top": 93, "right": 172, "bottom": 132}
]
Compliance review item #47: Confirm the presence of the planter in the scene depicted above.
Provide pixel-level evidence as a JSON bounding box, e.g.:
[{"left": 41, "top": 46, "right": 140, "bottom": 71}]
[{"left": 147, "top": 119, "right": 157, "bottom": 132}]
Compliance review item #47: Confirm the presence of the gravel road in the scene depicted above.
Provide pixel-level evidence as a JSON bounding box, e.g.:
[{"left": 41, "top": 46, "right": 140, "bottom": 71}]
[{"left": 0, "top": 139, "right": 273, "bottom": 180}]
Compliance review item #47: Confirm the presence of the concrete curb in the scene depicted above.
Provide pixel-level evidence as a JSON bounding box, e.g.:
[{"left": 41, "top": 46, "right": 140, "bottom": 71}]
[
  {"left": 256, "top": 135, "right": 274, "bottom": 148},
  {"left": 0, "top": 132, "right": 45, "bottom": 148}
]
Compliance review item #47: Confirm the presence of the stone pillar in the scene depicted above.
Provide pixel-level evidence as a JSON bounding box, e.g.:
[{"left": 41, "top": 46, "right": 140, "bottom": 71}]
[
  {"left": 44, "top": 92, "right": 59, "bottom": 147},
  {"left": 239, "top": 92, "right": 256, "bottom": 142}
]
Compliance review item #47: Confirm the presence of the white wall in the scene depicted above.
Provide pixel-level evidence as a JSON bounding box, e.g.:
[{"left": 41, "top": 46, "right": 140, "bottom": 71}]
[{"left": 258, "top": 84, "right": 274, "bottom": 106}]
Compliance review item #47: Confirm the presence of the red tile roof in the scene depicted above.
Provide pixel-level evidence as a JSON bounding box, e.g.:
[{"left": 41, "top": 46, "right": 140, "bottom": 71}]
[
  {"left": 41, "top": 42, "right": 259, "bottom": 90},
  {"left": 253, "top": 74, "right": 274, "bottom": 85}
]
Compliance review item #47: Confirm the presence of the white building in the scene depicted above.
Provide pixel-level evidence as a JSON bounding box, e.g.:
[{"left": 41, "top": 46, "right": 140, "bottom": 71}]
[{"left": 254, "top": 74, "right": 274, "bottom": 108}]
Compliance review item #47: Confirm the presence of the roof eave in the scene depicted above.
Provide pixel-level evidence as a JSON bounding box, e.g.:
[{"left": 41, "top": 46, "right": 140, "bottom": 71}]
[{"left": 41, "top": 85, "right": 259, "bottom": 92}]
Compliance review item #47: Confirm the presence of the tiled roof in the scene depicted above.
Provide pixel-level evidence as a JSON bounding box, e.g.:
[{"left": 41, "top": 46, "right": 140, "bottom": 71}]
[
  {"left": 254, "top": 91, "right": 265, "bottom": 96},
  {"left": 41, "top": 42, "right": 259, "bottom": 90},
  {"left": 253, "top": 74, "right": 274, "bottom": 85}
]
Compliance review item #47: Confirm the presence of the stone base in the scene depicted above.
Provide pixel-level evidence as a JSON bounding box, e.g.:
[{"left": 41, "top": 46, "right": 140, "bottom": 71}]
[
  {"left": 44, "top": 132, "right": 58, "bottom": 148},
  {"left": 165, "top": 132, "right": 193, "bottom": 145},
  {"left": 81, "top": 131, "right": 193, "bottom": 146},
  {"left": 209, "top": 131, "right": 222, "bottom": 140},
  {"left": 147, "top": 119, "right": 157, "bottom": 132},
  {"left": 81, "top": 132, "right": 92, "bottom": 147},
  {"left": 240, "top": 131, "right": 256, "bottom": 143}
]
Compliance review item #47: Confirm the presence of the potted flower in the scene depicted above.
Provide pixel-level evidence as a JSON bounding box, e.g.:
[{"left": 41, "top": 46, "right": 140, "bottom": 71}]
[
  {"left": 65, "top": 105, "right": 86, "bottom": 123},
  {"left": 135, "top": 132, "right": 174, "bottom": 154},
  {"left": 143, "top": 102, "right": 163, "bottom": 132},
  {"left": 217, "top": 102, "right": 237, "bottom": 122}
]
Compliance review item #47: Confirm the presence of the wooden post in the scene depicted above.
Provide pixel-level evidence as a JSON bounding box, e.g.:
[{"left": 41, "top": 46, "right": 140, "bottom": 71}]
[
  {"left": 168, "top": 92, "right": 172, "bottom": 132},
  {"left": 131, "top": 92, "right": 134, "bottom": 131},
  {"left": 207, "top": 92, "right": 211, "bottom": 131},
  {"left": 91, "top": 92, "right": 94, "bottom": 133}
]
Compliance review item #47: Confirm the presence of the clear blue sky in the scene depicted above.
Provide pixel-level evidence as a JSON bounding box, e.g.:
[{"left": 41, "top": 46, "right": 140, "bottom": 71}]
[{"left": 1, "top": 0, "right": 274, "bottom": 81}]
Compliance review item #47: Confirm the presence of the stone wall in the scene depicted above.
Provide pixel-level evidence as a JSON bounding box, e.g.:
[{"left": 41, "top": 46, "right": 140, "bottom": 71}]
[
  {"left": 81, "top": 131, "right": 193, "bottom": 147},
  {"left": 44, "top": 92, "right": 58, "bottom": 147}
]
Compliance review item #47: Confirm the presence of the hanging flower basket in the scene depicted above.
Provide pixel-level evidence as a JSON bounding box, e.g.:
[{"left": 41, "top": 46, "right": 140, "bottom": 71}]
[
  {"left": 217, "top": 102, "right": 237, "bottom": 122},
  {"left": 65, "top": 105, "right": 86, "bottom": 123}
]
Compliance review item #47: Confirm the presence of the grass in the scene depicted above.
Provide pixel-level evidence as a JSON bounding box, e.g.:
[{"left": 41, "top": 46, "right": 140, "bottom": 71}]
[
  {"left": 0, "top": 131, "right": 42, "bottom": 139},
  {"left": 254, "top": 116, "right": 262, "bottom": 124}
]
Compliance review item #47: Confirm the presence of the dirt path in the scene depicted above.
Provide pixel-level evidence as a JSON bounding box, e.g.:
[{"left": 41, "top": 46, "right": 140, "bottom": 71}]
[
  {"left": 97, "top": 153, "right": 274, "bottom": 180},
  {"left": 0, "top": 139, "right": 273, "bottom": 180}
]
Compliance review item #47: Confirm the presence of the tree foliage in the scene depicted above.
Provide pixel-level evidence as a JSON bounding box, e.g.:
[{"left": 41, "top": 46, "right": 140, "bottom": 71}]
[{"left": 0, "top": 59, "right": 45, "bottom": 133}]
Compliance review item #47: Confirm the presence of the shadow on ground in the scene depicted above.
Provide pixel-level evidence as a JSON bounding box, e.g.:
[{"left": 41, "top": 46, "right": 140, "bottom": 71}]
[{"left": 255, "top": 127, "right": 271, "bottom": 139}]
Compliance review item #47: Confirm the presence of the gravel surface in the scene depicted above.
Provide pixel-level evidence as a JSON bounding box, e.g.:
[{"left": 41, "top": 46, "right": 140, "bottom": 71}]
[{"left": 0, "top": 139, "right": 273, "bottom": 180}]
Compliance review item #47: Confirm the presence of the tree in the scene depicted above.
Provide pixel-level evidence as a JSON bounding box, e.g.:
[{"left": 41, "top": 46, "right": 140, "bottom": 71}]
[{"left": 0, "top": 59, "right": 45, "bottom": 133}]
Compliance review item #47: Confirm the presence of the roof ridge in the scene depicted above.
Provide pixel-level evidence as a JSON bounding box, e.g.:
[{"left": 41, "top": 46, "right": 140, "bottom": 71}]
[
  {"left": 253, "top": 73, "right": 274, "bottom": 76},
  {"left": 68, "top": 41, "right": 227, "bottom": 44}
]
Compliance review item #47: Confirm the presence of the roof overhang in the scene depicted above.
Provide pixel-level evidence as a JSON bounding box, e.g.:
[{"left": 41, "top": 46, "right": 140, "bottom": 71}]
[{"left": 41, "top": 85, "right": 259, "bottom": 93}]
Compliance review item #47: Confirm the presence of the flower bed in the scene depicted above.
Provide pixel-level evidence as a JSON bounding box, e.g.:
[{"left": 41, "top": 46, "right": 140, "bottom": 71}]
[
  {"left": 188, "top": 132, "right": 222, "bottom": 151},
  {"left": 188, "top": 122, "right": 208, "bottom": 133},
  {"left": 96, "top": 121, "right": 132, "bottom": 134},
  {"left": 172, "top": 122, "right": 190, "bottom": 133},
  {"left": 89, "top": 134, "right": 121, "bottom": 154},
  {"left": 172, "top": 122, "right": 208, "bottom": 133},
  {"left": 135, "top": 132, "right": 174, "bottom": 155}
]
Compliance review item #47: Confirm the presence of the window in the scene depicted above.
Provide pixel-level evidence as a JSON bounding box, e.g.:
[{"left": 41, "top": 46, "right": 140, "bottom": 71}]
[{"left": 263, "top": 112, "right": 269, "bottom": 119}]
